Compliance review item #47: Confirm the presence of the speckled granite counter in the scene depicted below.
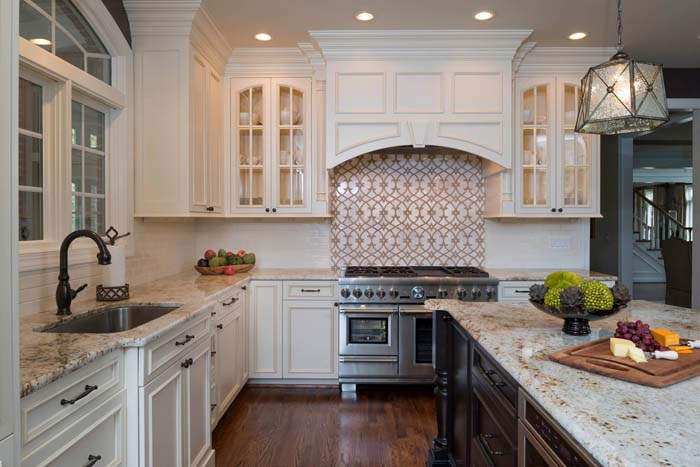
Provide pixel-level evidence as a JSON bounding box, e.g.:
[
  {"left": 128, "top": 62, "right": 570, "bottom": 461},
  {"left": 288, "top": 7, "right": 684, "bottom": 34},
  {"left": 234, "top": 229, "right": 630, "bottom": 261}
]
[
  {"left": 489, "top": 268, "right": 617, "bottom": 282},
  {"left": 249, "top": 267, "right": 338, "bottom": 280},
  {"left": 425, "top": 299, "right": 700, "bottom": 467}
]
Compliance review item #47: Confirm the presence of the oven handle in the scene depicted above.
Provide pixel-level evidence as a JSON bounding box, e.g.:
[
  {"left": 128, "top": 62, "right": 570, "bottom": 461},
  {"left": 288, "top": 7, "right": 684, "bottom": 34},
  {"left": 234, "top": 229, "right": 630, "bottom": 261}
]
[
  {"left": 339, "top": 356, "right": 399, "bottom": 363},
  {"left": 338, "top": 307, "right": 398, "bottom": 314},
  {"left": 399, "top": 306, "right": 432, "bottom": 315}
]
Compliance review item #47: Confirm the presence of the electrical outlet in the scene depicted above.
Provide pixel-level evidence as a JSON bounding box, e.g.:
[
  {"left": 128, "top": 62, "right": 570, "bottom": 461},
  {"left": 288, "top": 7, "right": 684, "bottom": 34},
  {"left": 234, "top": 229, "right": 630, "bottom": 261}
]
[{"left": 550, "top": 237, "right": 571, "bottom": 249}]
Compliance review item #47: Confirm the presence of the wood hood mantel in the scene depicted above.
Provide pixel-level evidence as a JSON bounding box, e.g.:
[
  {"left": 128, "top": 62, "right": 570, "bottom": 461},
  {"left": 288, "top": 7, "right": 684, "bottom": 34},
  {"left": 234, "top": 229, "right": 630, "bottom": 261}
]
[{"left": 309, "top": 30, "right": 533, "bottom": 169}]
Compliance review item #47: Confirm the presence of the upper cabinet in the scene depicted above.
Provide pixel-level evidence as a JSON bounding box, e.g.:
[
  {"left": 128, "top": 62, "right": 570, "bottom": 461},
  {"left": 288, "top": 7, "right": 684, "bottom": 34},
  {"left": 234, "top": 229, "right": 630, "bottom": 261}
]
[
  {"left": 231, "top": 77, "right": 312, "bottom": 215},
  {"left": 514, "top": 76, "right": 599, "bottom": 216}
]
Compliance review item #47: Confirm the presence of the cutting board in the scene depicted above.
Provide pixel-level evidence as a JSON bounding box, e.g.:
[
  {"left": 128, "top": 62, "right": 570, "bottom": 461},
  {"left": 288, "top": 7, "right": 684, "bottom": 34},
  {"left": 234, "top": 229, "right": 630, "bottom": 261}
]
[{"left": 550, "top": 338, "right": 700, "bottom": 388}]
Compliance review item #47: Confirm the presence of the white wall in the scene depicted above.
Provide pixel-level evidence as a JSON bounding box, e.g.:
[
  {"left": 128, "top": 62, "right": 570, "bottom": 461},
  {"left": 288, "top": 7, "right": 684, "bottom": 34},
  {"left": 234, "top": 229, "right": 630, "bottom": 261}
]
[
  {"left": 19, "top": 219, "right": 197, "bottom": 315},
  {"left": 484, "top": 219, "right": 590, "bottom": 270},
  {"left": 194, "top": 219, "right": 331, "bottom": 268}
]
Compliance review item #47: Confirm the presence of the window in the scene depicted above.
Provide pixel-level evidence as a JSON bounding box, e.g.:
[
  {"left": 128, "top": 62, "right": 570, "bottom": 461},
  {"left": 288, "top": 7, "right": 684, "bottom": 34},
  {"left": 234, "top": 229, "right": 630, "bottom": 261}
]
[
  {"left": 18, "top": 77, "right": 44, "bottom": 241},
  {"left": 19, "top": 0, "right": 111, "bottom": 84}
]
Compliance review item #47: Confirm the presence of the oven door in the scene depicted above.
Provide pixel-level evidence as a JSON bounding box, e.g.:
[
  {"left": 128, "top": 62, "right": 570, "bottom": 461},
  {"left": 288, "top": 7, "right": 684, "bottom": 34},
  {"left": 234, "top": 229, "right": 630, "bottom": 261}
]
[
  {"left": 339, "top": 305, "right": 399, "bottom": 356},
  {"left": 398, "top": 305, "right": 434, "bottom": 378}
]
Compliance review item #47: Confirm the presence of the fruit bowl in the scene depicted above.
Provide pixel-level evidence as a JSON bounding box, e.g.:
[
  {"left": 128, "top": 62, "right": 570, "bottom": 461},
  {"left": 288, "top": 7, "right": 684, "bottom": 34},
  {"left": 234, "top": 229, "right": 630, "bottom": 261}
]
[
  {"left": 529, "top": 301, "right": 626, "bottom": 336},
  {"left": 194, "top": 264, "right": 254, "bottom": 276}
]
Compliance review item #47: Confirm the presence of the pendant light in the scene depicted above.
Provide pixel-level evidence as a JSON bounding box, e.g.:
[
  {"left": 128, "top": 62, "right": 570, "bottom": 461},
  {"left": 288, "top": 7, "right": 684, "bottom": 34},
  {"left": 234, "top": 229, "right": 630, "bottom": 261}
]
[{"left": 575, "top": 0, "right": 669, "bottom": 134}]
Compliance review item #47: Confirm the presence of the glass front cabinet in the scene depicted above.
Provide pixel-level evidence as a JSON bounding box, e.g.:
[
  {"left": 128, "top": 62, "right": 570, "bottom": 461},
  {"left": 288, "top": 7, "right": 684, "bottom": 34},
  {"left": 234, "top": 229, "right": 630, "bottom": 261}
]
[
  {"left": 231, "top": 77, "right": 312, "bottom": 215},
  {"left": 515, "top": 76, "right": 600, "bottom": 216}
]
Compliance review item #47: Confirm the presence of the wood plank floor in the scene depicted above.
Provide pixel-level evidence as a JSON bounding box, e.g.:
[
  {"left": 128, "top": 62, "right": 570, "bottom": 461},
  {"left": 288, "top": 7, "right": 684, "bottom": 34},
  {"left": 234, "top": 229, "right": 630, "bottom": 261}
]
[{"left": 212, "top": 385, "right": 436, "bottom": 467}]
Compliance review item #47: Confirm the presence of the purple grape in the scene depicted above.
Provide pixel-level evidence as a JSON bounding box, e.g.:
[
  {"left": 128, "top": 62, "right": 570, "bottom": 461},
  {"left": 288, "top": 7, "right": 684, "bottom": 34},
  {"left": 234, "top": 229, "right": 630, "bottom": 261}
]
[{"left": 624, "top": 333, "right": 633, "bottom": 340}]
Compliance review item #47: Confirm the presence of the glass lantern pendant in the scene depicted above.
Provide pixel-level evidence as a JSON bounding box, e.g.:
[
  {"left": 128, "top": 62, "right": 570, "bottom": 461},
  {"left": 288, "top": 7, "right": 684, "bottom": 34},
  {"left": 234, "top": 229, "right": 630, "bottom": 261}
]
[{"left": 575, "top": 0, "right": 669, "bottom": 134}]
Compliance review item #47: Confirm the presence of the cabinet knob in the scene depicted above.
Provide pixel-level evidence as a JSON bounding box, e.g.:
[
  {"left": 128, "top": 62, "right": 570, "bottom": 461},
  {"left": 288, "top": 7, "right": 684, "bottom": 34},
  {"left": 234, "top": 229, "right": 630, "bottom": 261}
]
[
  {"left": 551, "top": 208, "right": 556, "bottom": 213},
  {"left": 272, "top": 208, "right": 277, "bottom": 213},
  {"left": 206, "top": 206, "right": 214, "bottom": 212},
  {"left": 265, "top": 208, "right": 270, "bottom": 213},
  {"left": 217, "top": 324, "right": 223, "bottom": 330},
  {"left": 558, "top": 208, "right": 563, "bottom": 213}
]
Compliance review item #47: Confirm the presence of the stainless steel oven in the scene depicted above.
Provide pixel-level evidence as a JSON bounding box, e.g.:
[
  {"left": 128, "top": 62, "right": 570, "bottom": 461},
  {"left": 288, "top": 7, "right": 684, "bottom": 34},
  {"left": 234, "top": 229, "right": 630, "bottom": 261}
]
[
  {"left": 398, "top": 305, "right": 434, "bottom": 380},
  {"left": 339, "top": 305, "right": 398, "bottom": 356}
]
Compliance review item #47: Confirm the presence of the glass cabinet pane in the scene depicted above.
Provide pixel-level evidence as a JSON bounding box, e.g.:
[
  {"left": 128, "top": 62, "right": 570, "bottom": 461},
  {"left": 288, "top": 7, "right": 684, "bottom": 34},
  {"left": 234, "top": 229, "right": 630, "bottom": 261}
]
[
  {"left": 276, "top": 84, "right": 305, "bottom": 208},
  {"left": 562, "top": 84, "right": 592, "bottom": 208},
  {"left": 535, "top": 85, "right": 547, "bottom": 124},
  {"left": 292, "top": 89, "right": 303, "bottom": 125},
  {"left": 521, "top": 84, "right": 549, "bottom": 208},
  {"left": 237, "top": 86, "right": 265, "bottom": 208}
]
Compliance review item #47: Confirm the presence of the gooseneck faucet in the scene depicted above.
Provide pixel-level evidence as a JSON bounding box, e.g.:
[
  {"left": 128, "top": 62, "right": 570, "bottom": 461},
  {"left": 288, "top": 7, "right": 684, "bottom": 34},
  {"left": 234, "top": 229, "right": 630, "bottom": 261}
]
[{"left": 56, "top": 229, "right": 112, "bottom": 316}]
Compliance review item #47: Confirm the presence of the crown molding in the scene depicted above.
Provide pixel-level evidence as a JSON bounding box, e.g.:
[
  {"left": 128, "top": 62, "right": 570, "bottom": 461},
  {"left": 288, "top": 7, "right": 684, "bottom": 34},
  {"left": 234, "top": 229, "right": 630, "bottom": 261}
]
[
  {"left": 309, "top": 29, "right": 533, "bottom": 61},
  {"left": 226, "top": 47, "right": 319, "bottom": 77},
  {"left": 297, "top": 42, "right": 326, "bottom": 79},
  {"left": 190, "top": 7, "right": 232, "bottom": 72},
  {"left": 515, "top": 46, "right": 618, "bottom": 76},
  {"left": 124, "top": 0, "right": 201, "bottom": 36}
]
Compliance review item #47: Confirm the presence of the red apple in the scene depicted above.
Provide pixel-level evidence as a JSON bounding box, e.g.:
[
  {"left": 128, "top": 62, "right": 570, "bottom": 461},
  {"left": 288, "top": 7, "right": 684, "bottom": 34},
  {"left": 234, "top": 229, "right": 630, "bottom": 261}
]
[
  {"left": 237, "top": 249, "right": 246, "bottom": 258},
  {"left": 204, "top": 249, "right": 216, "bottom": 260},
  {"left": 223, "top": 266, "right": 234, "bottom": 276},
  {"left": 226, "top": 251, "right": 234, "bottom": 258}
]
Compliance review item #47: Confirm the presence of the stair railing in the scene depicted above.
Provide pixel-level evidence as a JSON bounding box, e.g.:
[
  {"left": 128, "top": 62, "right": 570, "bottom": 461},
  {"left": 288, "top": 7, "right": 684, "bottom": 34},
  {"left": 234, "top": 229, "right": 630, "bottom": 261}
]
[{"left": 633, "top": 189, "right": 693, "bottom": 251}]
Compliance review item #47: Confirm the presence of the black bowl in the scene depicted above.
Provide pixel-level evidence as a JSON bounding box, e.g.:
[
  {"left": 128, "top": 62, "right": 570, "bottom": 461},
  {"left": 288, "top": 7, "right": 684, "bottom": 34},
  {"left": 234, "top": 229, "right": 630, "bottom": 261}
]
[{"left": 529, "top": 300, "right": 627, "bottom": 335}]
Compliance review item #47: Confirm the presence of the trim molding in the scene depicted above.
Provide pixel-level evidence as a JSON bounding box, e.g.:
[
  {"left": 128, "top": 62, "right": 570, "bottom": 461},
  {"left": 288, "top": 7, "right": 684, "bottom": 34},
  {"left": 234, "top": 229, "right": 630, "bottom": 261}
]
[
  {"left": 123, "top": 0, "right": 201, "bottom": 36},
  {"left": 190, "top": 7, "right": 232, "bottom": 72},
  {"left": 226, "top": 47, "right": 318, "bottom": 76},
  {"left": 515, "top": 46, "right": 618, "bottom": 76}
]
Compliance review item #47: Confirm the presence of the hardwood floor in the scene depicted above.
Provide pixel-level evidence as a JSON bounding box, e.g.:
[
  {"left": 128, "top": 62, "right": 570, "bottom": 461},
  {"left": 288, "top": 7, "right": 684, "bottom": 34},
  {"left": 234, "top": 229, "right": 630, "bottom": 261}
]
[{"left": 212, "top": 385, "right": 436, "bottom": 467}]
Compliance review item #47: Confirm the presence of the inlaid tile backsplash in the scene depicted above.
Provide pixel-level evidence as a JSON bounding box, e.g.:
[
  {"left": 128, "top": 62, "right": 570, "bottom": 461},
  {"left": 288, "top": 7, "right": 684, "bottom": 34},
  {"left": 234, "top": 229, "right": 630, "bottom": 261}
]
[{"left": 330, "top": 150, "right": 485, "bottom": 268}]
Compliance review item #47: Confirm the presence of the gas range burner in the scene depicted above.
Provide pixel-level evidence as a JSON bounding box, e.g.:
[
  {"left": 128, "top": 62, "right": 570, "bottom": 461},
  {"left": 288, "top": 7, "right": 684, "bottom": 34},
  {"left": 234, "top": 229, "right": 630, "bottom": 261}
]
[
  {"left": 344, "top": 266, "right": 417, "bottom": 277},
  {"left": 440, "top": 266, "right": 490, "bottom": 278},
  {"left": 343, "top": 266, "right": 489, "bottom": 278}
]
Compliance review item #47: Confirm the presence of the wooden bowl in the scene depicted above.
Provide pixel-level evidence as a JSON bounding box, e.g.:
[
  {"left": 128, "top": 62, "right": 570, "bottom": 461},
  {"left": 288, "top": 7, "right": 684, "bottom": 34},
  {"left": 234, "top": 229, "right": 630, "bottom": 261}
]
[{"left": 194, "top": 263, "right": 255, "bottom": 276}]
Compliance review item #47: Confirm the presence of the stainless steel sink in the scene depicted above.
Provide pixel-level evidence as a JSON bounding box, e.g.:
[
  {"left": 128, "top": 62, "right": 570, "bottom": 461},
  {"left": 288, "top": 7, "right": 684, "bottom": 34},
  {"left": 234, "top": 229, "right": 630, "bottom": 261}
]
[{"left": 41, "top": 304, "right": 181, "bottom": 334}]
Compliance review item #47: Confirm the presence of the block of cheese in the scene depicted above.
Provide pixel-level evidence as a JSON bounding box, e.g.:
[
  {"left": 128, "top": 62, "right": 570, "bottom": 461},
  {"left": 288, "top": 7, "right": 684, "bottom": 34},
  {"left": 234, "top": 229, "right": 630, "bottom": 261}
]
[
  {"left": 651, "top": 329, "right": 680, "bottom": 347},
  {"left": 628, "top": 346, "right": 648, "bottom": 363},
  {"left": 669, "top": 345, "right": 693, "bottom": 354},
  {"left": 610, "top": 338, "right": 635, "bottom": 357}
]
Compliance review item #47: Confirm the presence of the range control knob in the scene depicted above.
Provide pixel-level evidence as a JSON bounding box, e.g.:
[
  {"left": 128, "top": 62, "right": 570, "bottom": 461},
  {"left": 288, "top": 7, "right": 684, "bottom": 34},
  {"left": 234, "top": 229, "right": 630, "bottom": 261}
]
[
  {"left": 486, "top": 287, "right": 496, "bottom": 300},
  {"left": 376, "top": 288, "right": 386, "bottom": 299},
  {"left": 456, "top": 288, "right": 468, "bottom": 300},
  {"left": 437, "top": 288, "right": 449, "bottom": 299},
  {"left": 352, "top": 288, "right": 363, "bottom": 299},
  {"left": 389, "top": 288, "right": 400, "bottom": 299},
  {"left": 340, "top": 288, "right": 351, "bottom": 299},
  {"left": 411, "top": 287, "right": 425, "bottom": 300},
  {"left": 364, "top": 288, "right": 375, "bottom": 298},
  {"left": 471, "top": 287, "right": 482, "bottom": 300}
]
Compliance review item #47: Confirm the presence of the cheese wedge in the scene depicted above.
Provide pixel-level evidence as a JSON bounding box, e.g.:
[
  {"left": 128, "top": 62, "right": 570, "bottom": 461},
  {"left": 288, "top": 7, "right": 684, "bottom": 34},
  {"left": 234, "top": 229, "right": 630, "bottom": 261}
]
[
  {"left": 628, "top": 346, "right": 648, "bottom": 363},
  {"left": 669, "top": 345, "right": 693, "bottom": 354},
  {"left": 651, "top": 329, "right": 680, "bottom": 347},
  {"left": 610, "top": 337, "right": 635, "bottom": 357}
]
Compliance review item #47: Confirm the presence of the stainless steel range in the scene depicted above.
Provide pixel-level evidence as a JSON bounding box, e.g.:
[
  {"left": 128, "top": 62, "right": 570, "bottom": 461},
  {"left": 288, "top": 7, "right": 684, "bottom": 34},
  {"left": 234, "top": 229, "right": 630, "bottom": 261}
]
[{"left": 338, "top": 266, "right": 498, "bottom": 391}]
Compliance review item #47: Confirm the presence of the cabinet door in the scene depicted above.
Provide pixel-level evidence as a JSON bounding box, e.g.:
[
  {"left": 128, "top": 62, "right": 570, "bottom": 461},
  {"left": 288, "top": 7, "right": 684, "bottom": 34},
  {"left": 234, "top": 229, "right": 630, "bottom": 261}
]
[
  {"left": 556, "top": 77, "right": 600, "bottom": 216},
  {"left": 216, "top": 307, "right": 242, "bottom": 413},
  {"left": 283, "top": 300, "right": 337, "bottom": 379},
  {"left": 271, "top": 78, "right": 312, "bottom": 213},
  {"left": 190, "top": 51, "right": 209, "bottom": 213},
  {"left": 240, "top": 290, "right": 249, "bottom": 383},
  {"left": 206, "top": 68, "right": 224, "bottom": 212},
  {"left": 0, "top": 435, "right": 13, "bottom": 467},
  {"left": 232, "top": 78, "right": 270, "bottom": 214},
  {"left": 515, "top": 77, "right": 557, "bottom": 215},
  {"left": 248, "top": 281, "right": 283, "bottom": 379},
  {"left": 185, "top": 341, "right": 212, "bottom": 467},
  {"left": 140, "top": 360, "right": 186, "bottom": 467}
]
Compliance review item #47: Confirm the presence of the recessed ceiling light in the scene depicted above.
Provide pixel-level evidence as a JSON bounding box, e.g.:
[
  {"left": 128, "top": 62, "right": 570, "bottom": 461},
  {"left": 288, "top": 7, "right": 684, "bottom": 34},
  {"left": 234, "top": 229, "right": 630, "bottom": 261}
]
[
  {"left": 30, "top": 38, "right": 51, "bottom": 46},
  {"left": 255, "top": 33, "right": 272, "bottom": 41},
  {"left": 474, "top": 11, "right": 495, "bottom": 21},
  {"left": 355, "top": 11, "right": 374, "bottom": 21},
  {"left": 568, "top": 32, "right": 587, "bottom": 40}
]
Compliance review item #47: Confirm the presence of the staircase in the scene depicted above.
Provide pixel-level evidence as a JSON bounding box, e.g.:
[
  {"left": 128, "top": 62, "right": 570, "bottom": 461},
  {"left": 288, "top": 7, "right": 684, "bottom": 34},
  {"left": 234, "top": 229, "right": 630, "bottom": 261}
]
[{"left": 633, "top": 190, "right": 693, "bottom": 297}]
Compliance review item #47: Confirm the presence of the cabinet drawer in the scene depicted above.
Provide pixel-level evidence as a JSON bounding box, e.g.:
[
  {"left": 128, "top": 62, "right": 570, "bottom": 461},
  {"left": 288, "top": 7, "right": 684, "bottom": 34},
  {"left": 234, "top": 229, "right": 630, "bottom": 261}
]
[
  {"left": 139, "top": 313, "right": 210, "bottom": 385},
  {"left": 498, "top": 281, "right": 542, "bottom": 302},
  {"left": 22, "top": 390, "right": 125, "bottom": 467},
  {"left": 473, "top": 390, "right": 517, "bottom": 467},
  {"left": 283, "top": 281, "right": 337, "bottom": 300},
  {"left": 212, "top": 290, "right": 244, "bottom": 323},
  {"left": 473, "top": 345, "right": 518, "bottom": 415},
  {"left": 21, "top": 351, "right": 123, "bottom": 450}
]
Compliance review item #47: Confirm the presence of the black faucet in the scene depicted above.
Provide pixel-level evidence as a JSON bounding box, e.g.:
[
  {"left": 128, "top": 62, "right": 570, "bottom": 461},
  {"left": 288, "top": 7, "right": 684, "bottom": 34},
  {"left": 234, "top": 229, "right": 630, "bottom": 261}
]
[{"left": 56, "top": 230, "right": 112, "bottom": 316}]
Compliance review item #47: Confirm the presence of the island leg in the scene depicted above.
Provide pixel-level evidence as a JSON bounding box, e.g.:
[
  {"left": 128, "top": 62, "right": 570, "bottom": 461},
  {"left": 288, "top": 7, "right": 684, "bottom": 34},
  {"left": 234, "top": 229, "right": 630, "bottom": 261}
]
[{"left": 428, "top": 310, "right": 452, "bottom": 466}]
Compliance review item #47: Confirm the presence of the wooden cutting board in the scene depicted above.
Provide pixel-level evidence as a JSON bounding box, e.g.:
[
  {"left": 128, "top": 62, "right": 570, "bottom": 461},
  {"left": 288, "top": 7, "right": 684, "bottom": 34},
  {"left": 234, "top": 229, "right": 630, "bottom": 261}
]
[{"left": 550, "top": 338, "right": 700, "bottom": 388}]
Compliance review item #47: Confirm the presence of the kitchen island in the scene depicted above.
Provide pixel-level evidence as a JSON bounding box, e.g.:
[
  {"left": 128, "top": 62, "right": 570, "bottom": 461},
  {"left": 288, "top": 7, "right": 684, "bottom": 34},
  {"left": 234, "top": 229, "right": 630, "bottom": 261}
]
[{"left": 425, "top": 299, "right": 700, "bottom": 467}]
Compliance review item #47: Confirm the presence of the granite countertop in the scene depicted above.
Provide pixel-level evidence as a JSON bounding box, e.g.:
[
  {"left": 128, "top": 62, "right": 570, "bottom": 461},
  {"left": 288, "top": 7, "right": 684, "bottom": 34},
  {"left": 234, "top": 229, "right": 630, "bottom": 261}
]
[
  {"left": 20, "top": 267, "right": 339, "bottom": 398},
  {"left": 425, "top": 299, "right": 700, "bottom": 467},
  {"left": 489, "top": 268, "right": 617, "bottom": 282}
]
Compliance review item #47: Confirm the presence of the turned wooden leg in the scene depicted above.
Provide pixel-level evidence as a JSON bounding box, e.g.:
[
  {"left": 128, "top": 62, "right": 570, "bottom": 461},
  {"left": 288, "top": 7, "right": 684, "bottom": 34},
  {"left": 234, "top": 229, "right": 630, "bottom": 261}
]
[{"left": 428, "top": 311, "right": 452, "bottom": 466}]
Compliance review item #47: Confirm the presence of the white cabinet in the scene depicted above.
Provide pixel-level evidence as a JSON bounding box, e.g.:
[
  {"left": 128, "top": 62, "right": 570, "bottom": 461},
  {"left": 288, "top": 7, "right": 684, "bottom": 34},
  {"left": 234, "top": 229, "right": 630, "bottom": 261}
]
[
  {"left": 283, "top": 300, "right": 338, "bottom": 379},
  {"left": 249, "top": 280, "right": 338, "bottom": 382},
  {"left": 498, "top": 279, "right": 616, "bottom": 302},
  {"left": 213, "top": 297, "right": 247, "bottom": 419},
  {"left": 230, "top": 77, "right": 315, "bottom": 216},
  {"left": 140, "top": 339, "right": 212, "bottom": 467},
  {"left": 248, "top": 281, "right": 284, "bottom": 378},
  {"left": 190, "top": 51, "right": 224, "bottom": 214},
  {"left": 0, "top": 435, "right": 14, "bottom": 467},
  {"left": 514, "top": 76, "right": 600, "bottom": 217}
]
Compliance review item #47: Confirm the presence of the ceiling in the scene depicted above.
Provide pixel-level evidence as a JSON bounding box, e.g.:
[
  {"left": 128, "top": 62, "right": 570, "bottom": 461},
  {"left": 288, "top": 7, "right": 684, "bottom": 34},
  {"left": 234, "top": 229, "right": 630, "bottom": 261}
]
[{"left": 202, "top": 0, "right": 700, "bottom": 67}]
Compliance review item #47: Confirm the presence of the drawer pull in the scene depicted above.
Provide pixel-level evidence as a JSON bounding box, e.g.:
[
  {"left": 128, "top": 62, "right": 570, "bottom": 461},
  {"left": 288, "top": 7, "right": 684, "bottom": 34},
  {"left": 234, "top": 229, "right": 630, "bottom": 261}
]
[
  {"left": 514, "top": 290, "right": 530, "bottom": 294},
  {"left": 479, "top": 433, "right": 509, "bottom": 457},
  {"left": 211, "top": 404, "right": 217, "bottom": 410},
  {"left": 85, "top": 454, "right": 102, "bottom": 467},
  {"left": 60, "top": 384, "right": 98, "bottom": 406},
  {"left": 223, "top": 297, "right": 238, "bottom": 306},
  {"left": 300, "top": 288, "right": 321, "bottom": 293},
  {"left": 241, "top": 285, "right": 247, "bottom": 290},
  {"left": 175, "top": 335, "right": 195, "bottom": 346},
  {"left": 217, "top": 324, "right": 223, "bottom": 330},
  {"left": 484, "top": 369, "right": 496, "bottom": 376},
  {"left": 493, "top": 381, "right": 507, "bottom": 388},
  {"left": 211, "top": 311, "right": 217, "bottom": 317},
  {"left": 181, "top": 358, "right": 194, "bottom": 368},
  {"left": 211, "top": 351, "right": 217, "bottom": 356}
]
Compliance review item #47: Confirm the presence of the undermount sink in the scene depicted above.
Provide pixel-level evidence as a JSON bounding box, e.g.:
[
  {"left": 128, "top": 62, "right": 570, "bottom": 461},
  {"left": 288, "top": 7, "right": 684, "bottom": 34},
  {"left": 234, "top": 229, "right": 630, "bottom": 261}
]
[{"left": 41, "top": 304, "right": 181, "bottom": 334}]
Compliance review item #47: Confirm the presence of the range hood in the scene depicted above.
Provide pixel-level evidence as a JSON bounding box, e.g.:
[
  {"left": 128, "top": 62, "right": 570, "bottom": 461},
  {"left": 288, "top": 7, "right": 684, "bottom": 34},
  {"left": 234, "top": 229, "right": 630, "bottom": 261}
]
[{"left": 309, "top": 30, "right": 532, "bottom": 169}]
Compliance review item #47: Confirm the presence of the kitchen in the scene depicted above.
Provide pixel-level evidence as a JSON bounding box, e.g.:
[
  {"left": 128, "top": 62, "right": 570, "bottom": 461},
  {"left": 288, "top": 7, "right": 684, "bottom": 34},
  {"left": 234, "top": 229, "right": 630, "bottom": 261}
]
[{"left": 1, "top": 0, "right": 700, "bottom": 466}]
